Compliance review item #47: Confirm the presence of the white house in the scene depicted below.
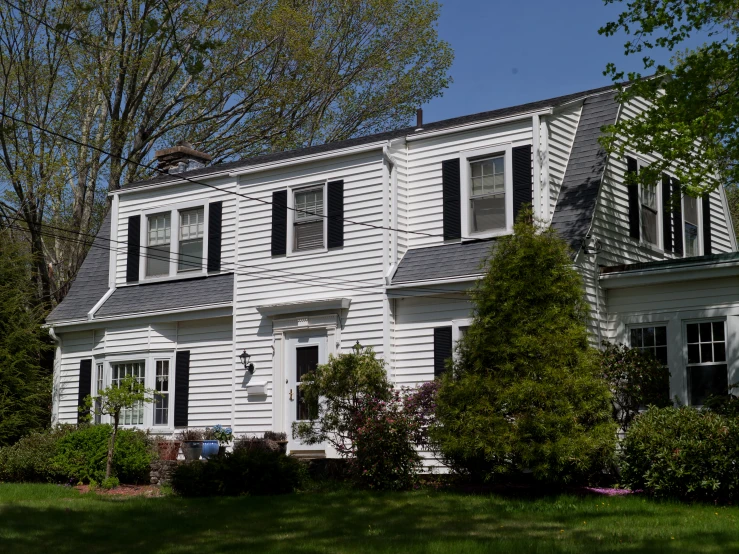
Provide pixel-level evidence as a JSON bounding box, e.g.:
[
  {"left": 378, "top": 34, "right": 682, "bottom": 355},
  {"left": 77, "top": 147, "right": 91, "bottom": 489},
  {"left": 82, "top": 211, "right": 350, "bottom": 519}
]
[{"left": 46, "top": 85, "right": 738, "bottom": 455}]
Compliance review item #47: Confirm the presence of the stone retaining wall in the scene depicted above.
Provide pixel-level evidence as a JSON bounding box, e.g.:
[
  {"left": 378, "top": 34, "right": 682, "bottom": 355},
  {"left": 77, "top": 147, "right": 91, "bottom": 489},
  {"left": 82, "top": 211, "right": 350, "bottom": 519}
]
[{"left": 150, "top": 460, "right": 179, "bottom": 485}]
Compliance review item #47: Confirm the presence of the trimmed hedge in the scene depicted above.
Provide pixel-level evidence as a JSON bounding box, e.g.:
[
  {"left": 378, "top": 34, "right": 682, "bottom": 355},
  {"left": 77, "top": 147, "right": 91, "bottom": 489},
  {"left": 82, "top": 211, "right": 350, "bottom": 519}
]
[
  {"left": 171, "top": 448, "right": 306, "bottom": 497},
  {"left": 0, "top": 425, "right": 153, "bottom": 484},
  {"left": 621, "top": 406, "right": 739, "bottom": 502}
]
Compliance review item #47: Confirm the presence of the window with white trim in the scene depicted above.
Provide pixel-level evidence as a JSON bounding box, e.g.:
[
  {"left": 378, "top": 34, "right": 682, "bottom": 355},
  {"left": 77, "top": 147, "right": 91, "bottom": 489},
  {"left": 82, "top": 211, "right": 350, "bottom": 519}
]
[
  {"left": 178, "top": 208, "right": 204, "bottom": 272},
  {"left": 470, "top": 156, "right": 506, "bottom": 233},
  {"left": 686, "top": 321, "right": 727, "bottom": 406},
  {"left": 630, "top": 326, "right": 668, "bottom": 366},
  {"left": 683, "top": 195, "right": 700, "bottom": 257},
  {"left": 154, "top": 360, "right": 170, "bottom": 426},
  {"left": 641, "top": 185, "right": 658, "bottom": 246},
  {"left": 293, "top": 187, "right": 324, "bottom": 251},
  {"left": 94, "top": 363, "right": 104, "bottom": 425},
  {"left": 111, "top": 361, "right": 145, "bottom": 425},
  {"left": 146, "top": 212, "right": 171, "bottom": 277}
]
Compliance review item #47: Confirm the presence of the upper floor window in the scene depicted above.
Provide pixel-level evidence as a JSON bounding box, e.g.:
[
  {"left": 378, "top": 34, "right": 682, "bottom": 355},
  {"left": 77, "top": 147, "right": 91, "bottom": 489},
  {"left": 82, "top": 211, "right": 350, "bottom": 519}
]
[
  {"left": 686, "top": 320, "right": 727, "bottom": 406},
  {"left": 293, "top": 187, "right": 325, "bottom": 252},
  {"left": 641, "top": 185, "right": 658, "bottom": 247},
  {"left": 470, "top": 156, "right": 506, "bottom": 233},
  {"left": 178, "top": 208, "right": 204, "bottom": 272},
  {"left": 146, "top": 213, "right": 171, "bottom": 277},
  {"left": 683, "top": 195, "right": 700, "bottom": 257}
]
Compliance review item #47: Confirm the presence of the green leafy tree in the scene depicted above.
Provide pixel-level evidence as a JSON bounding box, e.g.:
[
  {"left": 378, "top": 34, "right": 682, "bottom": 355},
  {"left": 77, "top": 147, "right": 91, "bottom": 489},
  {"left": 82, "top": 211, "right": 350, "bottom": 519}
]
[
  {"left": 0, "top": 233, "right": 51, "bottom": 446},
  {"left": 599, "top": 0, "right": 739, "bottom": 220},
  {"left": 293, "top": 343, "right": 391, "bottom": 455},
  {"left": 431, "top": 210, "right": 617, "bottom": 484},
  {"left": 82, "top": 375, "right": 156, "bottom": 479}
]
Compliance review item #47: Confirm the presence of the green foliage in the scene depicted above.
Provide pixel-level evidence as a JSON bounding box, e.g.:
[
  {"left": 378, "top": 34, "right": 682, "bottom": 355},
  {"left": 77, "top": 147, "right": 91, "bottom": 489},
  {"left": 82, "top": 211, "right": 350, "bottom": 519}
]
[
  {"left": 621, "top": 406, "right": 739, "bottom": 502},
  {"left": 0, "top": 427, "right": 73, "bottom": 483},
  {"left": 599, "top": 0, "right": 739, "bottom": 203},
  {"left": 170, "top": 449, "right": 307, "bottom": 497},
  {"left": 293, "top": 344, "right": 392, "bottom": 454},
  {"left": 100, "top": 477, "right": 119, "bottom": 490},
  {"left": 600, "top": 342, "right": 672, "bottom": 431},
  {"left": 431, "top": 210, "right": 617, "bottom": 484},
  {"left": 52, "top": 425, "right": 153, "bottom": 484},
  {"left": 704, "top": 386, "right": 739, "bottom": 418},
  {"left": 0, "top": 237, "right": 52, "bottom": 446}
]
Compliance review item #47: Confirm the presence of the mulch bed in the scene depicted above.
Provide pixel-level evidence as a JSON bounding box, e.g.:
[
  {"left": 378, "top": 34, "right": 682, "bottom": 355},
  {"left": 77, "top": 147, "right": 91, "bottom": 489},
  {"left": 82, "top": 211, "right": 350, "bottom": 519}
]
[{"left": 75, "top": 484, "right": 163, "bottom": 497}]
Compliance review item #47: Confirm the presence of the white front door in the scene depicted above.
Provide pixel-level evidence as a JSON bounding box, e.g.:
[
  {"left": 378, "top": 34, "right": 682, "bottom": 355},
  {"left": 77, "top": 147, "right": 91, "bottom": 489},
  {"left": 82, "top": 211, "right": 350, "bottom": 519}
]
[{"left": 285, "top": 331, "right": 327, "bottom": 452}]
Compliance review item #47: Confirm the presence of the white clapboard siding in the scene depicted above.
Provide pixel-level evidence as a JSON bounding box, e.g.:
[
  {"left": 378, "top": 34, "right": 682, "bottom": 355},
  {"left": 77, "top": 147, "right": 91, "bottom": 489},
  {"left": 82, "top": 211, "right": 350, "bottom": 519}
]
[
  {"left": 405, "top": 120, "right": 534, "bottom": 249},
  {"left": 114, "top": 177, "right": 237, "bottom": 286},
  {"left": 546, "top": 103, "right": 583, "bottom": 218},
  {"left": 232, "top": 151, "right": 388, "bottom": 435},
  {"left": 177, "top": 317, "right": 234, "bottom": 427},
  {"left": 393, "top": 294, "right": 472, "bottom": 387},
  {"left": 57, "top": 330, "right": 94, "bottom": 424}
]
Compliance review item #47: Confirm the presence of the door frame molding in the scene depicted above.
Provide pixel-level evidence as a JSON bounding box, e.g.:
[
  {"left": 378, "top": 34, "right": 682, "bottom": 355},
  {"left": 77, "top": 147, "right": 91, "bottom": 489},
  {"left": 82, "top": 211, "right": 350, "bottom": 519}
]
[{"left": 272, "top": 314, "right": 339, "bottom": 435}]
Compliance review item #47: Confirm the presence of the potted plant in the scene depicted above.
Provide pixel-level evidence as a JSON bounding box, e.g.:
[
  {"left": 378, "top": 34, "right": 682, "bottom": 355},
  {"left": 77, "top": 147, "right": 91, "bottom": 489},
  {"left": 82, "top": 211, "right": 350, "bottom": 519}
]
[
  {"left": 212, "top": 425, "right": 233, "bottom": 456},
  {"left": 154, "top": 435, "right": 181, "bottom": 461},
  {"left": 201, "top": 428, "right": 220, "bottom": 459},
  {"left": 264, "top": 431, "right": 288, "bottom": 454},
  {"left": 177, "top": 429, "right": 204, "bottom": 461}
]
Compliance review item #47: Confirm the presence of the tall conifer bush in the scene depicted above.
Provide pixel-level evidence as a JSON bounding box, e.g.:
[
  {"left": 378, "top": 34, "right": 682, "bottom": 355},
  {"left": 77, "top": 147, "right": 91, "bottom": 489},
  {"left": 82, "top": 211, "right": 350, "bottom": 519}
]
[{"left": 431, "top": 210, "right": 616, "bottom": 484}]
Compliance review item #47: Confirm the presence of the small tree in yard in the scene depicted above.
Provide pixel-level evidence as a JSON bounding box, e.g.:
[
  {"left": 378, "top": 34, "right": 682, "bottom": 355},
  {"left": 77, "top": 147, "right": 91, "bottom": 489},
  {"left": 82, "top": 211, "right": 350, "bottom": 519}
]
[
  {"left": 82, "top": 375, "right": 156, "bottom": 479},
  {"left": 600, "top": 342, "right": 671, "bottom": 432},
  {"left": 431, "top": 209, "right": 617, "bottom": 484}
]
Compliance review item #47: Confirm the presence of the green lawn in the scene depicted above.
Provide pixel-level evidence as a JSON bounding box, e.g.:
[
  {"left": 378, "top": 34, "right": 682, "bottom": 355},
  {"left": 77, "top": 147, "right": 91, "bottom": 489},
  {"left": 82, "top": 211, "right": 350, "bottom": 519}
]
[{"left": 1, "top": 484, "right": 738, "bottom": 553}]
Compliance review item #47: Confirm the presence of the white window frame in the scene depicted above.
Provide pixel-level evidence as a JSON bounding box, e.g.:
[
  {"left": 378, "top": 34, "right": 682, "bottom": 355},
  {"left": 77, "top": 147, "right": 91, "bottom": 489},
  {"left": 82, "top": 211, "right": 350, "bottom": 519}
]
[
  {"left": 628, "top": 324, "right": 668, "bottom": 366},
  {"left": 92, "top": 352, "right": 176, "bottom": 431},
  {"left": 138, "top": 200, "right": 210, "bottom": 282},
  {"left": 635, "top": 159, "right": 663, "bottom": 251},
  {"left": 287, "top": 182, "right": 328, "bottom": 256},
  {"left": 683, "top": 318, "right": 728, "bottom": 407},
  {"left": 452, "top": 318, "right": 472, "bottom": 361},
  {"left": 681, "top": 194, "right": 703, "bottom": 257},
  {"left": 460, "top": 143, "right": 514, "bottom": 240}
]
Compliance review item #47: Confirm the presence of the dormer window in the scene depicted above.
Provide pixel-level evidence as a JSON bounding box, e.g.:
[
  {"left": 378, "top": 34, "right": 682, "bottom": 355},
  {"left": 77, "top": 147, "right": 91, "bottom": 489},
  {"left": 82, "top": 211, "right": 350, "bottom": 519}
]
[
  {"left": 146, "top": 212, "right": 171, "bottom": 277},
  {"left": 683, "top": 196, "right": 700, "bottom": 256},
  {"left": 641, "top": 185, "right": 658, "bottom": 246},
  {"left": 470, "top": 156, "right": 506, "bottom": 233},
  {"left": 178, "top": 208, "right": 204, "bottom": 272}
]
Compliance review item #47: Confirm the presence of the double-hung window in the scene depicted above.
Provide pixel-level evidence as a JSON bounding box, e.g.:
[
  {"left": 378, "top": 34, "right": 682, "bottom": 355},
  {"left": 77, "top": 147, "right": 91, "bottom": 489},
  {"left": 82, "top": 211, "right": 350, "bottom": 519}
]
[
  {"left": 154, "top": 360, "right": 170, "bottom": 426},
  {"left": 641, "top": 185, "right": 659, "bottom": 247},
  {"left": 293, "top": 187, "right": 324, "bottom": 251},
  {"left": 178, "top": 208, "right": 204, "bottom": 272},
  {"left": 94, "top": 363, "right": 104, "bottom": 425},
  {"left": 686, "top": 321, "right": 727, "bottom": 406},
  {"left": 111, "top": 361, "right": 145, "bottom": 425},
  {"left": 470, "top": 156, "right": 506, "bottom": 233},
  {"left": 683, "top": 196, "right": 700, "bottom": 257},
  {"left": 146, "top": 213, "right": 171, "bottom": 277}
]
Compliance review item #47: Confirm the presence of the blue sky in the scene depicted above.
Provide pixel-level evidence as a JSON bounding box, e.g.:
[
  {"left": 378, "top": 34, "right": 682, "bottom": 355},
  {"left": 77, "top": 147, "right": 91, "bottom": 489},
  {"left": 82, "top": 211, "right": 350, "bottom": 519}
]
[{"left": 423, "top": 0, "right": 681, "bottom": 122}]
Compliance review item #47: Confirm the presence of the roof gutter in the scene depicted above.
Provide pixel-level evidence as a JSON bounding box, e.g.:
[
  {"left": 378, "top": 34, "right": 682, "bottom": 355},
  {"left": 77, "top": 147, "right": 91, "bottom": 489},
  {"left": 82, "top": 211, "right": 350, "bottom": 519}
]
[{"left": 600, "top": 259, "right": 739, "bottom": 289}]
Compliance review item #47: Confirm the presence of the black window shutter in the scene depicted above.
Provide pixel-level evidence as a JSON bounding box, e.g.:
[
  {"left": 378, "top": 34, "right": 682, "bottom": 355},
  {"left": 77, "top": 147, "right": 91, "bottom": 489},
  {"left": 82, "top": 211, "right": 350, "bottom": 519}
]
[
  {"left": 442, "top": 159, "right": 461, "bottom": 241},
  {"left": 434, "top": 326, "right": 453, "bottom": 378},
  {"left": 702, "top": 194, "right": 712, "bottom": 255},
  {"left": 327, "top": 180, "right": 344, "bottom": 248},
  {"left": 271, "top": 190, "right": 288, "bottom": 256},
  {"left": 661, "top": 173, "right": 673, "bottom": 252},
  {"left": 126, "top": 215, "right": 141, "bottom": 282},
  {"left": 77, "top": 359, "right": 92, "bottom": 424},
  {"left": 207, "top": 202, "right": 223, "bottom": 272},
  {"left": 174, "top": 350, "right": 190, "bottom": 427},
  {"left": 626, "top": 157, "right": 640, "bottom": 240},
  {"left": 512, "top": 145, "right": 533, "bottom": 223},
  {"left": 673, "top": 178, "right": 684, "bottom": 256}
]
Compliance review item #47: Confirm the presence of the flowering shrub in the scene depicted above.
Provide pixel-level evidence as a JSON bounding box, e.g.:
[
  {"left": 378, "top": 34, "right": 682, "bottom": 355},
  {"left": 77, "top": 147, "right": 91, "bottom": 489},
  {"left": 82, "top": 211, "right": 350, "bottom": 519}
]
[
  {"left": 210, "top": 425, "right": 233, "bottom": 445},
  {"left": 600, "top": 342, "right": 671, "bottom": 431}
]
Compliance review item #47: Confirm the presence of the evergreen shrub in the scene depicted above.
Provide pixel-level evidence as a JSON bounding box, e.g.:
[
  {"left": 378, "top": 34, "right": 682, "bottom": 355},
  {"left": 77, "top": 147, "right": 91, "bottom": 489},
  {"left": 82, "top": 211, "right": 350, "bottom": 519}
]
[
  {"left": 621, "top": 406, "right": 739, "bottom": 502},
  {"left": 170, "top": 449, "right": 306, "bottom": 497},
  {"left": 430, "top": 209, "right": 616, "bottom": 484},
  {"left": 0, "top": 427, "right": 72, "bottom": 482}
]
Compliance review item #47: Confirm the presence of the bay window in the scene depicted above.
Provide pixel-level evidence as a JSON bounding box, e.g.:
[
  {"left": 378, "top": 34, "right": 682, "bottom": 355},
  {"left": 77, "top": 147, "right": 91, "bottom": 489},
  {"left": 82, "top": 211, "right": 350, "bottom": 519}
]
[
  {"left": 686, "top": 321, "right": 727, "bottom": 406},
  {"left": 111, "top": 361, "right": 145, "bottom": 425},
  {"left": 154, "top": 360, "right": 170, "bottom": 426}
]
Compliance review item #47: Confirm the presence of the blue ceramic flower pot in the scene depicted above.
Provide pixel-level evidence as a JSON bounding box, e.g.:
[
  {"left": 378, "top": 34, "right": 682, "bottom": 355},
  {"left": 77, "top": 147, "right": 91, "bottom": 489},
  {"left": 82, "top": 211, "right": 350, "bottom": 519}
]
[{"left": 201, "top": 440, "right": 220, "bottom": 459}]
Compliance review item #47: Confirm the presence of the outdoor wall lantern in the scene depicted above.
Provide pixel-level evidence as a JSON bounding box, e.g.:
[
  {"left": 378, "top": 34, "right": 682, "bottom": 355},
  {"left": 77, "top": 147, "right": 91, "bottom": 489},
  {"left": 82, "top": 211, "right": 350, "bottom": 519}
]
[{"left": 239, "top": 350, "right": 254, "bottom": 373}]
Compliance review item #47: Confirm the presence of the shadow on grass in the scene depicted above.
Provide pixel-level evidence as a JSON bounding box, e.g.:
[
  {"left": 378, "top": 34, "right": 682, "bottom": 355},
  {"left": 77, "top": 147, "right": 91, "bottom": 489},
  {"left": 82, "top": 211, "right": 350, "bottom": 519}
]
[{"left": 1, "top": 489, "right": 738, "bottom": 553}]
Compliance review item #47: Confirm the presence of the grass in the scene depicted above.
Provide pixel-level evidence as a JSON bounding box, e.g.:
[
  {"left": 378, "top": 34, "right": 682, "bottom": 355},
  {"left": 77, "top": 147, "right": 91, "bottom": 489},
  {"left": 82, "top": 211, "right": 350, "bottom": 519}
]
[{"left": 1, "top": 483, "right": 738, "bottom": 553}]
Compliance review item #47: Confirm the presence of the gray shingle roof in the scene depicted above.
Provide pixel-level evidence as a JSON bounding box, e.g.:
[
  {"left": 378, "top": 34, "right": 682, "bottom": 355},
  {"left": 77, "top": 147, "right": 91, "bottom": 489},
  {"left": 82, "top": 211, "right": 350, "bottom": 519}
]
[
  {"left": 94, "top": 273, "right": 233, "bottom": 318},
  {"left": 550, "top": 92, "right": 620, "bottom": 254},
  {"left": 121, "top": 84, "right": 618, "bottom": 191},
  {"left": 46, "top": 213, "right": 112, "bottom": 323},
  {"left": 391, "top": 240, "right": 495, "bottom": 284}
]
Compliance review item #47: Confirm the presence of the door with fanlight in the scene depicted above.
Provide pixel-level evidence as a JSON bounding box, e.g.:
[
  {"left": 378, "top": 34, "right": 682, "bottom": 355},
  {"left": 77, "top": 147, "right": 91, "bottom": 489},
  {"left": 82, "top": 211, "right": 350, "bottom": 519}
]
[{"left": 285, "top": 331, "right": 327, "bottom": 453}]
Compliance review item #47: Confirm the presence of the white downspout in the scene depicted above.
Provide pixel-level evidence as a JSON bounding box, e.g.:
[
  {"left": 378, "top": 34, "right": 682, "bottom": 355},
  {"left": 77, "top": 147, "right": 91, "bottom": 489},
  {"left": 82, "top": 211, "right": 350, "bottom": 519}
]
[{"left": 49, "top": 327, "right": 62, "bottom": 426}]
